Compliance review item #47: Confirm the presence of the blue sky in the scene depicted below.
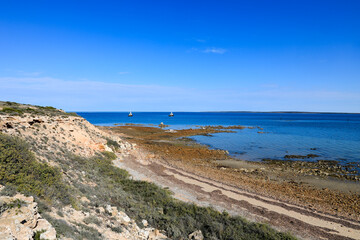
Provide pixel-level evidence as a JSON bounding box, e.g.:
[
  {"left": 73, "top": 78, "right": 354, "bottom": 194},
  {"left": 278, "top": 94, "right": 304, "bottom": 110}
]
[{"left": 0, "top": 0, "right": 359, "bottom": 112}]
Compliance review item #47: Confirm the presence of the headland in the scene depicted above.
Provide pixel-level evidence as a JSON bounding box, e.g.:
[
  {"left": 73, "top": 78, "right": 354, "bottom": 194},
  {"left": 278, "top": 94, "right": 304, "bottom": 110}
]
[{"left": 0, "top": 101, "right": 298, "bottom": 240}]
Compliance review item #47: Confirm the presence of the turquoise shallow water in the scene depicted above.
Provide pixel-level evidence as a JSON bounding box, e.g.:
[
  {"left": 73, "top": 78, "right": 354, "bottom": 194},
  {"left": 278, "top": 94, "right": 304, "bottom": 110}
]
[{"left": 77, "top": 112, "right": 360, "bottom": 164}]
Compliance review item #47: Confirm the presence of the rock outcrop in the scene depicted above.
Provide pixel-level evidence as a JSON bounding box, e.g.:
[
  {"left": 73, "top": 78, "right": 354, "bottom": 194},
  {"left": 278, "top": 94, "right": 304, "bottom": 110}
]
[
  {"left": 0, "top": 190, "right": 56, "bottom": 240},
  {"left": 0, "top": 112, "right": 137, "bottom": 192},
  {"left": 0, "top": 114, "right": 130, "bottom": 162},
  {"left": 52, "top": 203, "right": 167, "bottom": 240},
  {"left": 188, "top": 230, "right": 204, "bottom": 240},
  {"left": 0, "top": 185, "right": 169, "bottom": 240}
]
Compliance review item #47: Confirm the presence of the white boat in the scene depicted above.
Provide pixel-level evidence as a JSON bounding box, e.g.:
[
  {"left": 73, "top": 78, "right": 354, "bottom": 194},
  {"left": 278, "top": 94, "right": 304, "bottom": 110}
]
[
  {"left": 128, "top": 111, "right": 133, "bottom": 117},
  {"left": 169, "top": 112, "right": 174, "bottom": 117}
]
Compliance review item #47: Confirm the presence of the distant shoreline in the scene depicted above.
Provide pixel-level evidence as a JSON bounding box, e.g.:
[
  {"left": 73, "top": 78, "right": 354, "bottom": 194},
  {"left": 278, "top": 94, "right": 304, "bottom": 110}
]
[
  {"left": 75, "top": 111, "right": 360, "bottom": 114},
  {"left": 202, "top": 111, "right": 360, "bottom": 114}
]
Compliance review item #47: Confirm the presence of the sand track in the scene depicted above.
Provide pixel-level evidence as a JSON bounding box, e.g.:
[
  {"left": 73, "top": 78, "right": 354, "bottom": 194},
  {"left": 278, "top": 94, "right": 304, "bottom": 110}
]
[{"left": 114, "top": 154, "right": 360, "bottom": 240}]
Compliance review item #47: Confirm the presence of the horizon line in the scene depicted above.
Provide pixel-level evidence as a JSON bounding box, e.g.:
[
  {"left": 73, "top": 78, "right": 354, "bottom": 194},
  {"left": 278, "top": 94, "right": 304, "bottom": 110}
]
[{"left": 72, "top": 110, "right": 360, "bottom": 114}]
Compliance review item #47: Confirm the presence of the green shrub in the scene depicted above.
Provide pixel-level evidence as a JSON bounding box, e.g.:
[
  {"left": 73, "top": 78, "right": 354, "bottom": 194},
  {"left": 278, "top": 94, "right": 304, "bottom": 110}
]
[
  {"left": 1, "top": 107, "right": 23, "bottom": 115},
  {"left": 110, "top": 226, "right": 122, "bottom": 233},
  {"left": 39, "top": 106, "right": 57, "bottom": 110},
  {"left": 0, "top": 199, "right": 26, "bottom": 215},
  {"left": 41, "top": 213, "right": 80, "bottom": 239},
  {"left": 64, "top": 152, "right": 296, "bottom": 240},
  {"left": 0, "top": 101, "right": 78, "bottom": 117},
  {"left": 102, "top": 151, "right": 117, "bottom": 160},
  {"left": 83, "top": 215, "right": 101, "bottom": 226},
  {"left": 0, "top": 185, "right": 17, "bottom": 197},
  {"left": 33, "top": 230, "right": 46, "bottom": 240},
  {"left": 66, "top": 112, "right": 79, "bottom": 117},
  {"left": 106, "top": 138, "right": 120, "bottom": 151},
  {"left": 0, "top": 133, "right": 73, "bottom": 205},
  {"left": 57, "top": 210, "right": 64, "bottom": 217},
  {"left": 4, "top": 101, "right": 19, "bottom": 106},
  {"left": 43, "top": 212, "right": 102, "bottom": 240}
]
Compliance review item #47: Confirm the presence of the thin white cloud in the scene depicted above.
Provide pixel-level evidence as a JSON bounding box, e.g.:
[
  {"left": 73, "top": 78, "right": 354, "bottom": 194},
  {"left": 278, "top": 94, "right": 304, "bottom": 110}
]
[
  {"left": 0, "top": 77, "right": 202, "bottom": 111},
  {"left": 187, "top": 47, "right": 227, "bottom": 54},
  {"left": 118, "top": 72, "right": 130, "bottom": 75},
  {"left": 195, "top": 39, "right": 206, "bottom": 43},
  {"left": 203, "top": 47, "right": 227, "bottom": 54},
  {"left": 0, "top": 77, "right": 359, "bottom": 112}
]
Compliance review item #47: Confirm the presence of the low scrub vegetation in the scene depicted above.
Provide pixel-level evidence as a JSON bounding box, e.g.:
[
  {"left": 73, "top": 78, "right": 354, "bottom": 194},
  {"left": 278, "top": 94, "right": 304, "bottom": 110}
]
[
  {"left": 0, "top": 108, "right": 295, "bottom": 239},
  {"left": 33, "top": 230, "right": 46, "bottom": 240},
  {"left": 0, "top": 101, "right": 78, "bottom": 117},
  {"left": 106, "top": 138, "right": 120, "bottom": 151},
  {"left": 0, "top": 133, "right": 73, "bottom": 205},
  {"left": 41, "top": 212, "right": 102, "bottom": 240},
  {"left": 61, "top": 152, "right": 295, "bottom": 240},
  {"left": 0, "top": 199, "right": 26, "bottom": 215}
]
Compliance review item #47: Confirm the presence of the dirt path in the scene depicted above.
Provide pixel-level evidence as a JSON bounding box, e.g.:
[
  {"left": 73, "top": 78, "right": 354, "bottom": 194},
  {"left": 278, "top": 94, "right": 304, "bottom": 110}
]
[{"left": 114, "top": 152, "right": 360, "bottom": 240}]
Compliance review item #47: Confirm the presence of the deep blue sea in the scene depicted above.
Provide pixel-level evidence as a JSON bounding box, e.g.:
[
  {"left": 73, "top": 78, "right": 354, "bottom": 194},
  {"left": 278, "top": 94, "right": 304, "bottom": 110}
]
[{"left": 77, "top": 112, "right": 360, "bottom": 164}]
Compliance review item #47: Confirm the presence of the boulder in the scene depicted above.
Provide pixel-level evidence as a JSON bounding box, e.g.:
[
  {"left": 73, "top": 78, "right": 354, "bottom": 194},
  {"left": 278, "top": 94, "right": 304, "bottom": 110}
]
[
  {"left": 141, "top": 219, "right": 148, "bottom": 227},
  {"left": 105, "top": 205, "right": 119, "bottom": 217},
  {"left": 189, "top": 230, "right": 204, "bottom": 240},
  {"left": 117, "top": 211, "right": 131, "bottom": 225}
]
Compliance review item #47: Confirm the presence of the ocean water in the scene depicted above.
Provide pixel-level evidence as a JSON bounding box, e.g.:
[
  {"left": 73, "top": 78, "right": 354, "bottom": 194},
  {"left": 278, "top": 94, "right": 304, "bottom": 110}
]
[{"left": 77, "top": 112, "right": 360, "bottom": 163}]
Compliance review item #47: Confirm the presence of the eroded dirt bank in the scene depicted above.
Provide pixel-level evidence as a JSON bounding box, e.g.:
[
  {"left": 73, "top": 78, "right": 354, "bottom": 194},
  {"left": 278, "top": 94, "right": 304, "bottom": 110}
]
[{"left": 103, "top": 125, "right": 360, "bottom": 240}]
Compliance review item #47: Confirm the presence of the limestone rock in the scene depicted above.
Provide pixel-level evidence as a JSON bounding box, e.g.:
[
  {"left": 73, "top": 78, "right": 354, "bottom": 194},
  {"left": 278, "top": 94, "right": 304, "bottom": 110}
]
[
  {"left": 0, "top": 113, "right": 133, "bottom": 162},
  {"left": 105, "top": 144, "right": 113, "bottom": 152},
  {"left": 98, "top": 206, "right": 105, "bottom": 214},
  {"left": 105, "top": 204, "right": 113, "bottom": 214},
  {"left": 117, "top": 211, "right": 131, "bottom": 225},
  {"left": 0, "top": 193, "right": 56, "bottom": 240},
  {"left": 106, "top": 204, "right": 119, "bottom": 217},
  {"left": 34, "top": 218, "right": 57, "bottom": 240},
  {"left": 141, "top": 219, "right": 148, "bottom": 227},
  {"left": 80, "top": 196, "right": 90, "bottom": 203},
  {"left": 147, "top": 228, "right": 168, "bottom": 240},
  {"left": 0, "top": 226, "right": 15, "bottom": 240},
  {"left": 188, "top": 230, "right": 204, "bottom": 240}
]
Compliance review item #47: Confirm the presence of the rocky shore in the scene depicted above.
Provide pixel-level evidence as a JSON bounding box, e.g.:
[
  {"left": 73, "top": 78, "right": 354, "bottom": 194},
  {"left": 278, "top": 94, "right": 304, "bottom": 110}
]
[{"left": 103, "top": 124, "right": 360, "bottom": 240}]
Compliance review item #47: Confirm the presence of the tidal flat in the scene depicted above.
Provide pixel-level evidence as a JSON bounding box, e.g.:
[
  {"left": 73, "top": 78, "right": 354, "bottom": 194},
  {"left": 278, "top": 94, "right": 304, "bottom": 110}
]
[{"left": 101, "top": 124, "right": 360, "bottom": 222}]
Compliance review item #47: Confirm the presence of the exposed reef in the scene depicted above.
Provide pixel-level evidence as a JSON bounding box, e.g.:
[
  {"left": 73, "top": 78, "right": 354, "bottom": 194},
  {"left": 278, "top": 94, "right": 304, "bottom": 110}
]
[{"left": 103, "top": 124, "right": 360, "bottom": 226}]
